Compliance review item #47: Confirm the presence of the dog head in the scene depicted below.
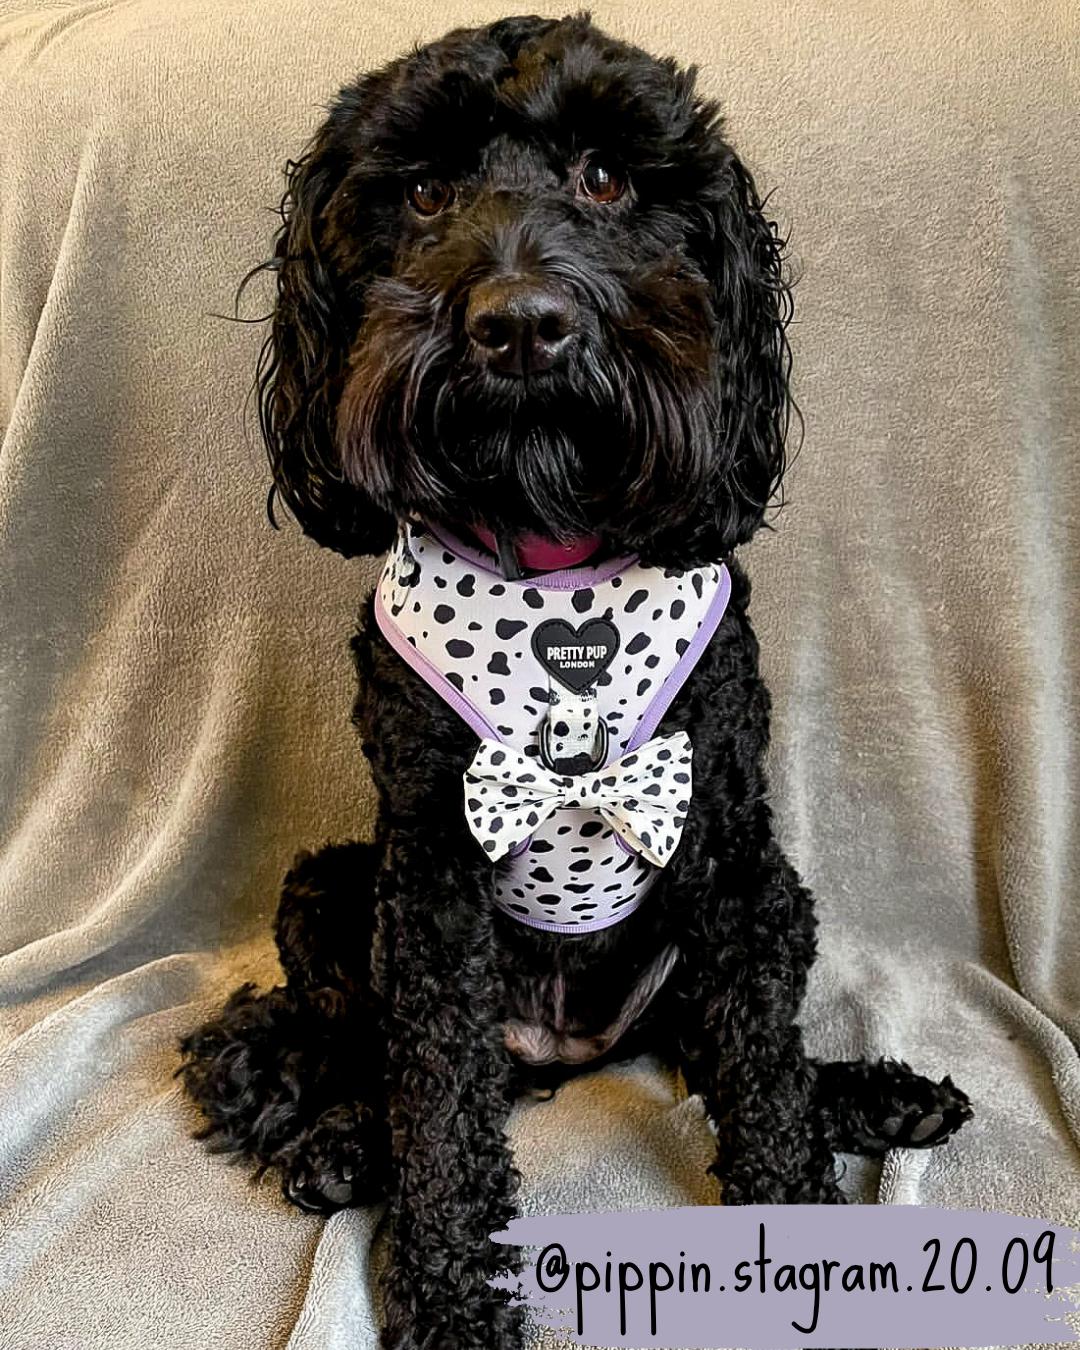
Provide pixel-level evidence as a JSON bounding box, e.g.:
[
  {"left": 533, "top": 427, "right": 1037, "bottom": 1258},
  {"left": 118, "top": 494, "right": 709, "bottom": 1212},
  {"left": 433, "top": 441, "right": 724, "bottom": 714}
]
[{"left": 258, "top": 12, "right": 793, "bottom": 568}]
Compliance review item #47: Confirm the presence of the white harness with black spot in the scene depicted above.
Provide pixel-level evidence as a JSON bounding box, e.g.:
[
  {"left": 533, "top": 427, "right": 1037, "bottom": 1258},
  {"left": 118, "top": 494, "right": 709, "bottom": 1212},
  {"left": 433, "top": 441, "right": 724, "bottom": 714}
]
[{"left": 375, "top": 521, "right": 731, "bottom": 933}]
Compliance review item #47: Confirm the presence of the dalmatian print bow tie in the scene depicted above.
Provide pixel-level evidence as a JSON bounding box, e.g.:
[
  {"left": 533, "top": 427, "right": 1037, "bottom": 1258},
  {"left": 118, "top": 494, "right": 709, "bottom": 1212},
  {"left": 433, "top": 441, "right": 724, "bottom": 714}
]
[{"left": 463, "top": 731, "right": 693, "bottom": 869}]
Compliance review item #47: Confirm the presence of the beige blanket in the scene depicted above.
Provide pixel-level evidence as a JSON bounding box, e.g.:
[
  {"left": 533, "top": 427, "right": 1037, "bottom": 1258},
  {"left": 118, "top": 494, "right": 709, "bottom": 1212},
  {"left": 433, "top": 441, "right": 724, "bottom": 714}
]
[{"left": 1, "top": 1, "right": 1078, "bottom": 1346}]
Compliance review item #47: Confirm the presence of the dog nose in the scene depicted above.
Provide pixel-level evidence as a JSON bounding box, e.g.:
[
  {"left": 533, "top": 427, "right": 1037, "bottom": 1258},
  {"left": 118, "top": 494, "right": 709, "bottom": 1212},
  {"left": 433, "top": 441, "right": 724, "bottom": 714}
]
[{"left": 466, "top": 279, "right": 577, "bottom": 376}]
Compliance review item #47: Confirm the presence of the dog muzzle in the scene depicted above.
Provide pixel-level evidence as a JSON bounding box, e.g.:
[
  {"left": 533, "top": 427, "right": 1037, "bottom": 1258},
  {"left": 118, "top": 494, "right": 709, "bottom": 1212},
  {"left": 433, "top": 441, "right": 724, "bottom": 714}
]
[{"left": 464, "top": 731, "right": 693, "bottom": 868}]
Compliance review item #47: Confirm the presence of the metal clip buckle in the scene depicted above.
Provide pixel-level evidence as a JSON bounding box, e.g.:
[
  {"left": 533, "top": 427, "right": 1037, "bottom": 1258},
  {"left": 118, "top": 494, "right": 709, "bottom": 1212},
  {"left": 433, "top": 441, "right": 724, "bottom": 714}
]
[{"left": 539, "top": 713, "right": 609, "bottom": 774}]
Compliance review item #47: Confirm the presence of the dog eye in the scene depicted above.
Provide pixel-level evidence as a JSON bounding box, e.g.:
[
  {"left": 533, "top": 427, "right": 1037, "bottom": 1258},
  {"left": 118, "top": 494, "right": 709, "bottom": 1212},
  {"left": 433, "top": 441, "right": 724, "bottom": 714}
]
[
  {"left": 406, "top": 177, "right": 454, "bottom": 217},
  {"left": 578, "top": 156, "right": 627, "bottom": 204}
]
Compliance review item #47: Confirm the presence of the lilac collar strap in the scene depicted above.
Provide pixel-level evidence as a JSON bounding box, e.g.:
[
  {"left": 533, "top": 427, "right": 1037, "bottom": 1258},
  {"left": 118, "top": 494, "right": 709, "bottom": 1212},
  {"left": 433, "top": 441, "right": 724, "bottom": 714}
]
[{"left": 375, "top": 521, "right": 731, "bottom": 934}]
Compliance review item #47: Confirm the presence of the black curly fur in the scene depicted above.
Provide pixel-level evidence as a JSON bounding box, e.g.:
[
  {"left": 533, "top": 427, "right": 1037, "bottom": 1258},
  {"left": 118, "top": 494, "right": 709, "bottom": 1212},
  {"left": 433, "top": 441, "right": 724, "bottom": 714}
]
[{"left": 179, "top": 14, "right": 972, "bottom": 1348}]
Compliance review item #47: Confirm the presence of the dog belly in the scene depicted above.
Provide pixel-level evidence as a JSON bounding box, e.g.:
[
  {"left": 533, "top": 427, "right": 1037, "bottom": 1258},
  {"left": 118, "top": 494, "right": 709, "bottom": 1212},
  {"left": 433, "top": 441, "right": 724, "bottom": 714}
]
[{"left": 502, "top": 941, "right": 679, "bottom": 1065}]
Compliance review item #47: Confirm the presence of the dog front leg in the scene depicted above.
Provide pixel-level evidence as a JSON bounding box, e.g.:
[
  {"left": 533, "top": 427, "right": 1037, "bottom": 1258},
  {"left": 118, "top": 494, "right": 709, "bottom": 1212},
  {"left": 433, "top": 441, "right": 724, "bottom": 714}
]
[
  {"left": 377, "top": 828, "right": 523, "bottom": 1350},
  {"left": 672, "top": 846, "right": 843, "bottom": 1205},
  {"left": 703, "top": 1004, "right": 842, "bottom": 1205}
]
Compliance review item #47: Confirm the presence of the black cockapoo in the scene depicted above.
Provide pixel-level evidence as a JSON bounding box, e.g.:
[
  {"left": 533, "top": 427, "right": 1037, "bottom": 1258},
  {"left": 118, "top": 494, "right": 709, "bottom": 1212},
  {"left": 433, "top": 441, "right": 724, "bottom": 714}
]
[{"left": 180, "top": 14, "right": 972, "bottom": 1348}]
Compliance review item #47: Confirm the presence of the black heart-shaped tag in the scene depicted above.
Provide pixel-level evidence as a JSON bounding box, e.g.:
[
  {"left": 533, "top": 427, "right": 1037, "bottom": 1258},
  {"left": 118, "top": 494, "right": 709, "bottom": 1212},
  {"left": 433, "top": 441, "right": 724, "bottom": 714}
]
[{"left": 531, "top": 618, "right": 620, "bottom": 693}]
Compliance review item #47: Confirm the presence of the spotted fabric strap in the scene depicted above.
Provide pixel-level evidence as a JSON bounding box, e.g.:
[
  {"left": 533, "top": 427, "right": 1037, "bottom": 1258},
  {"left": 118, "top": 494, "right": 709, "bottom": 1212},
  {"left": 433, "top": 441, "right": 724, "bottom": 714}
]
[{"left": 464, "top": 731, "right": 693, "bottom": 869}]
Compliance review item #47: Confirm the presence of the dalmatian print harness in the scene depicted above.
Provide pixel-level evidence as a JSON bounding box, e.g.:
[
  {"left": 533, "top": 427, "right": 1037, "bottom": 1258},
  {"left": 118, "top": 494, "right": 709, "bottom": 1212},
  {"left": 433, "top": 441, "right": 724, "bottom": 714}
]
[{"left": 375, "top": 521, "right": 732, "bottom": 933}]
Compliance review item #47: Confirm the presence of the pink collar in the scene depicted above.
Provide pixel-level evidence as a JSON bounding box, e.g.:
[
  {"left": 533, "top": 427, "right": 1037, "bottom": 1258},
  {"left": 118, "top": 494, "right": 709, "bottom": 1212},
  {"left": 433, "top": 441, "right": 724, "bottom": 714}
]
[
  {"left": 426, "top": 521, "right": 634, "bottom": 591},
  {"left": 456, "top": 523, "right": 603, "bottom": 575}
]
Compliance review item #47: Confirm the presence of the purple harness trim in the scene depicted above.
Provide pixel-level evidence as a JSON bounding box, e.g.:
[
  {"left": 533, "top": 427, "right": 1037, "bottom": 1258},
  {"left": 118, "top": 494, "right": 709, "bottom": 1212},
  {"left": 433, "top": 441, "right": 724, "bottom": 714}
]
[
  {"left": 375, "top": 590, "right": 500, "bottom": 745},
  {"left": 501, "top": 906, "right": 646, "bottom": 936},
  {"left": 626, "top": 565, "right": 732, "bottom": 752}
]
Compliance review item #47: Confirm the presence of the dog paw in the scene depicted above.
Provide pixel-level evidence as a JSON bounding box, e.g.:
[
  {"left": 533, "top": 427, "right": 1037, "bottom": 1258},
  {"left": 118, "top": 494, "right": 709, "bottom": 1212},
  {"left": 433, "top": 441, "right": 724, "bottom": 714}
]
[
  {"left": 878, "top": 1073, "right": 973, "bottom": 1150},
  {"left": 284, "top": 1169, "right": 356, "bottom": 1213},
  {"left": 277, "top": 1102, "right": 386, "bottom": 1213},
  {"left": 821, "top": 1059, "right": 975, "bottom": 1156}
]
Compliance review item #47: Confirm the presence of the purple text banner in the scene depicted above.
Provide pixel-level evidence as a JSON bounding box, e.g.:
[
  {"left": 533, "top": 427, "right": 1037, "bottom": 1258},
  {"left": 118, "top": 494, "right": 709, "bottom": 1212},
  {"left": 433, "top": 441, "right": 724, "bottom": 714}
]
[{"left": 490, "top": 1204, "right": 1080, "bottom": 1348}]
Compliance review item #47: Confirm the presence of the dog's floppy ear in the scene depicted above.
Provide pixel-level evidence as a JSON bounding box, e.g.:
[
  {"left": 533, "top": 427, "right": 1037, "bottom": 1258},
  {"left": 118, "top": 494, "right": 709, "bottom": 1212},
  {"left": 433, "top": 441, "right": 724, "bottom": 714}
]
[
  {"left": 697, "top": 143, "right": 795, "bottom": 557},
  {"left": 256, "top": 128, "right": 397, "bottom": 558}
]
